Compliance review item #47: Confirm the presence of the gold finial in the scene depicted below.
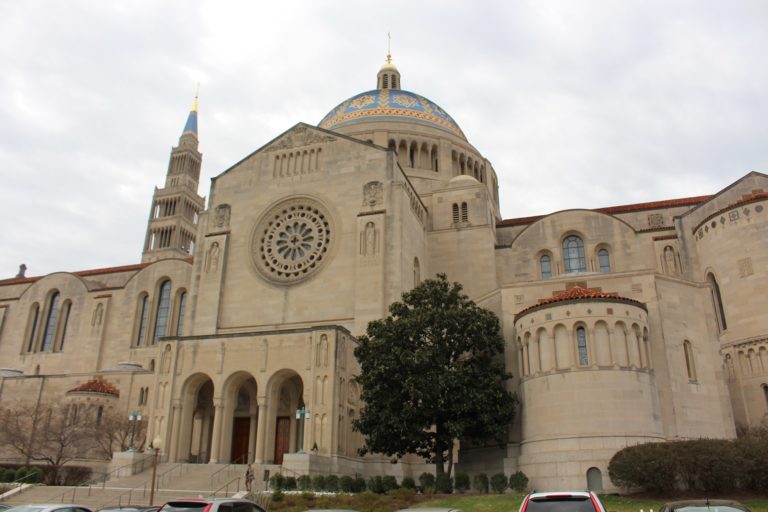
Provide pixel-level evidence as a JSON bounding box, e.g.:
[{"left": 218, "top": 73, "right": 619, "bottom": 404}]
[
  {"left": 386, "top": 32, "right": 392, "bottom": 64},
  {"left": 192, "top": 82, "right": 199, "bottom": 112}
]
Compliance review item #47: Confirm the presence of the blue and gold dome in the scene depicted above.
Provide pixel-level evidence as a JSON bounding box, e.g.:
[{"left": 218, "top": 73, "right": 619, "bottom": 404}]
[{"left": 318, "top": 88, "right": 466, "bottom": 140}]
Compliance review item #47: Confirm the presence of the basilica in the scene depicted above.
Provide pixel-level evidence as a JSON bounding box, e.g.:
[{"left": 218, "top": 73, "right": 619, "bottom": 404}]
[{"left": 0, "top": 55, "right": 766, "bottom": 492}]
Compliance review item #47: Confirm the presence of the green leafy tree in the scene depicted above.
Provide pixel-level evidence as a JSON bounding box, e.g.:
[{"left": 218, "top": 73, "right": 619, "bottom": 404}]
[{"left": 353, "top": 274, "right": 518, "bottom": 477}]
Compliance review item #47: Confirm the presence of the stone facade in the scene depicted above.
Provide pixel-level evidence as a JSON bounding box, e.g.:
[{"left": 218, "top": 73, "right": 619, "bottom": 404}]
[{"left": 0, "top": 60, "right": 766, "bottom": 492}]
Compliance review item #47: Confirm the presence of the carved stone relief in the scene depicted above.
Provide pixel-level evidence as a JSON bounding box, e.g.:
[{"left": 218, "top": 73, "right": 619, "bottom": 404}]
[
  {"left": 264, "top": 125, "right": 336, "bottom": 152},
  {"left": 205, "top": 242, "right": 220, "bottom": 273},
  {"left": 360, "top": 221, "right": 379, "bottom": 256},
  {"left": 213, "top": 204, "right": 231, "bottom": 230},
  {"left": 362, "top": 181, "right": 383, "bottom": 207}
]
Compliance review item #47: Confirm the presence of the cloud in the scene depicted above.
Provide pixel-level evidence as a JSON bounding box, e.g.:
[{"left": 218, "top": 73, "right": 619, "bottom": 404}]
[{"left": 0, "top": 0, "right": 766, "bottom": 277}]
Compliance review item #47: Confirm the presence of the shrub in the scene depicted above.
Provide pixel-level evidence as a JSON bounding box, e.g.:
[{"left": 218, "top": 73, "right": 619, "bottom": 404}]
[
  {"left": 490, "top": 472, "right": 508, "bottom": 493},
  {"left": 340, "top": 475, "right": 355, "bottom": 492},
  {"left": 509, "top": 471, "right": 529, "bottom": 492},
  {"left": 325, "top": 474, "right": 339, "bottom": 492},
  {"left": 284, "top": 476, "right": 297, "bottom": 490},
  {"left": 271, "top": 488, "right": 285, "bottom": 502},
  {"left": 297, "top": 474, "right": 312, "bottom": 491},
  {"left": 15, "top": 467, "right": 27, "bottom": 482},
  {"left": 312, "top": 474, "right": 326, "bottom": 491},
  {"left": 473, "top": 472, "right": 489, "bottom": 493},
  {"left": 401, "top": 476, "right": 416, "bottom": 490},
  {"left": 436, "top": 473, "right": 453, "bottom": 494},
  {"left": 382, "top": 475, "right": 399, "bottom": 492},
  {"left": 367, "top": 475, "right": 385, "bottom": 494},
  {"left": 353, "top": 475, "right": 367, "bottom": 493},
  {"left": 269, "top": 473, "right": 286, "bottom": 490},
  {"left": 418, "top": 472, "right": 435, "bottom": 491},
  {"left": 454, "top": 471, "right": 470, "bottom": 493}
]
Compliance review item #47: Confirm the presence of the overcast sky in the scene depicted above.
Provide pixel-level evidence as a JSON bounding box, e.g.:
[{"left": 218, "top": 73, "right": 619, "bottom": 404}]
[{"left": 1, "top": 1, "right": 766, "bottom": 278}]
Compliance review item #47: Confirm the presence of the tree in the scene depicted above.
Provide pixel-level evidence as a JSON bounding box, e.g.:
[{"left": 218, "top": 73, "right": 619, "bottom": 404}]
[
  {"left": 353, "top": 274, "right": 518, "bottom": 477},
  {"left": 0, "top": 402, "right": 93, "bottom": 484},
  {"left": 0, "top": 401, "right": 137, "bottom": 484}
]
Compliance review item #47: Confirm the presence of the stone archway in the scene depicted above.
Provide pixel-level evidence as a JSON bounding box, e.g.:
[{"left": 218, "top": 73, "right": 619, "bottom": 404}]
[
  {"left": 176, "top": 373, "right": 215, "bottom": 463},
  {"left": 219, "top": 371, "right": 258, "bottom": 464},
  {"left": 262, "top": 370, "right": 305, "bottom": 464}
]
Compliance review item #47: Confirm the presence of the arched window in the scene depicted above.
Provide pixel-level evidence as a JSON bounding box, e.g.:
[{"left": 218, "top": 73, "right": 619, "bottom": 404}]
[
  {"left": 684, "top": 340, "right": 696, "bottom": 380},
  {"left": 413, "top": 257, "right": 420, "bottom": 286},
  {"left": 41, "top": 292, "right": 61, "bottom": 352},
  {"left": 563, "top": 235, "right": 586, "bottom": 273},
  {"left": 58, "top": 301, "right": 72, "bottom": 351},
  {"left": 452, "top": 203, "right": 459, "bottom": 223},
  {"left": 136, "top": 295, "right": 149, "bottom": 346},
  {"left": 540, "top": 254, "right": 552, "bottom": 279},
  {"left": 176, "top": 291, "right": 187, "bottom": 336},
  {"left": 576, "top": 326, "right": 589, "bottom": 366},
  {"left": 461, "top": 202, "right": 468, "bottom": 222},
  {"left": 707, "top": 273, "right": 727, "bottom": 331},
  {"left": 586, "top": 467, "right": 603, "bottom": 491},
  {"left": 153, "top": 280, "right": 172, "bottom": 344},
  {"left": 763, "top": 384, "right": 768, "bottom": 411},
  {"left": 26, "top": 304, "right": 40, "bottom": 352},
  {"left": 598, "top": 248, "right": 611, "bottom": 272}
]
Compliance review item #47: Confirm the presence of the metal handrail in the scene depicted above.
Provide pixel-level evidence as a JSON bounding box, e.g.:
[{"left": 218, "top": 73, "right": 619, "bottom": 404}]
[
  {"left": 207, "top": 476, "right": 241, "bottom": 498},
  {"left": 209, "top": 454, "right": 248, "bottom": 488}
]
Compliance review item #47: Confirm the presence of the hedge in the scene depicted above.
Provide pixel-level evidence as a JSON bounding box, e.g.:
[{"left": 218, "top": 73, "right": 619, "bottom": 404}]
[{"left": 609, "top": 438, "right": 768, "bottom": 493}]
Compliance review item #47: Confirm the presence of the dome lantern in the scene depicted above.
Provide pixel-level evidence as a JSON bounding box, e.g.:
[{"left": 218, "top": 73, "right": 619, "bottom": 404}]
[{"left": 376, "top": 34, "right": 400, "bottom": 90}]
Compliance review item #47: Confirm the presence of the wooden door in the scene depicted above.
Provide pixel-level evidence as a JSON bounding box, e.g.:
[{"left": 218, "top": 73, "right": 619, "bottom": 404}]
[
  {"left": 273, "top": 416, "right": 290, "bottom": 464},
  {"left": 230, "top": 417, "right": 250, "bottom": 463}
]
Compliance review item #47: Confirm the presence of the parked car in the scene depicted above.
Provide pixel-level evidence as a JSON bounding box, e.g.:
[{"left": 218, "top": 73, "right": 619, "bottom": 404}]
[
  {"left": 658, "top": 501, "right": 752, "bottom": 512},
  {"left": 157, "top": 499, "right": 265, "bottom": 512},
  {"left": 396, "top": 509, "right": 462, "bottom": 512},
  {"left": 518, "top": 491, "right": 607, "bottom": 512},
  {"left": 98, "top": 507, "right": 159, "bottom": 512},
  {"left": 5, "top": 505, "right": 94, "bottom": 512}
]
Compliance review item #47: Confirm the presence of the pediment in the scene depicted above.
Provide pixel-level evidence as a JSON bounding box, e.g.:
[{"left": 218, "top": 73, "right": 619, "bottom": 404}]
[{"left": 262, "top": 124, "right": 337, "bottom": 153}]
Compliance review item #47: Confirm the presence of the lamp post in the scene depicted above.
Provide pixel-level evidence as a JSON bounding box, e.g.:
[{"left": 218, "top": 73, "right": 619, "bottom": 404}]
[
  {"left": 127, "top": 411, "right": 142, "bottom": 452},
  {"left": 149, "top": 436, "right": 162, "bottom": 505},
  {"left": 295, "top": 406, "right": 310, "bottom": 453}
]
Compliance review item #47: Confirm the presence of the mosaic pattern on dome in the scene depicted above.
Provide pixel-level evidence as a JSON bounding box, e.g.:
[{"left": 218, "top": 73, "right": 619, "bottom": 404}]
[{"left": 318, "top": 89, "right": 466, "bottom": 140}]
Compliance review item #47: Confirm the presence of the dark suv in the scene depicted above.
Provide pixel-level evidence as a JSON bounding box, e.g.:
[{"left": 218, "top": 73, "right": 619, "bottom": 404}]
[
  {"left": 519, "top": 491, "right": 607, "bottom": 512},
  {"left": 157, "top": 499, "right": 265, "bottom": 512}
]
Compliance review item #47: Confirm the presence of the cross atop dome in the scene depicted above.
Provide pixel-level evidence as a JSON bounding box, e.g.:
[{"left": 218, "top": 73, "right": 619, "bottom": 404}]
[{"left": 377, "top": 33, "right": 400, "bottom": 90}]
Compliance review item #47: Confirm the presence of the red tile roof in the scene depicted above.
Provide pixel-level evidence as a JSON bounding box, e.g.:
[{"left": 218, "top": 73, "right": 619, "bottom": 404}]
[
  {"left": 498, "top": 195, "right": 711, "bottom": 227},
  {"left": 515, "top": 287, "right": 645, "bottom": 318},
  {"left": 68, "top": 378, "right": 120, "bottom": 397},
  {"left": 0, "top": 257, "right": 194, "bottom": 287}
]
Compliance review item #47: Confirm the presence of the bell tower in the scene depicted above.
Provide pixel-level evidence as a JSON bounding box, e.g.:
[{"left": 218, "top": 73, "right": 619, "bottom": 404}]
[{"left": 141, "top": 93, "right": 206, "bottom": 263}]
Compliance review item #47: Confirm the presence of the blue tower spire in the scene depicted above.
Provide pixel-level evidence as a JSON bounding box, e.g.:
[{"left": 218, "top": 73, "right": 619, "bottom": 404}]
[{"left": 182, "top": 85, "right": 198, "bottom": 135}]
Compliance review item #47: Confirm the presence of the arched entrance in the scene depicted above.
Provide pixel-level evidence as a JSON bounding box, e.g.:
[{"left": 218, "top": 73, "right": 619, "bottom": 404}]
[
  {"left": 264, "top": 371, "right": 305, "bottom": 464},
  {"left": 587, "top": 467, "right": 603, "bottom": 491},
  {"left": 178, "top": 374, "right": 215, "bottom": 463},
  {"left": 219, "top": 372, "right": 258, "bottom": 464}
]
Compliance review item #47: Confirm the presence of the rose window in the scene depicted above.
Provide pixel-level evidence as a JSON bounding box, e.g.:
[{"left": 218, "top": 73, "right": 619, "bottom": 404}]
[{"left": 252, "top": 198, "right": 332, "bottom": 284}]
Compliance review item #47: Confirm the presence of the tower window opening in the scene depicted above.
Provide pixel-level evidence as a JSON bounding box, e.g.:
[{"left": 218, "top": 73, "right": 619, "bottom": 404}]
[
  {"left": 460, "top": 202, "right": 468, "bottom": 222},
  {"left": 563, "top": 235, "right": 586, "bottom": 273},
  {"left": 577, "top": 326, "right": 589, "bottom": 365},
  {"left": 452, "top": 204, "right": 459, "bottom": 224},
  {"left": 382, "top": 75, "right": 389, "bottom": 88},
  {"left": 684, "top": 340, "right": 696, "bottom": 380}
]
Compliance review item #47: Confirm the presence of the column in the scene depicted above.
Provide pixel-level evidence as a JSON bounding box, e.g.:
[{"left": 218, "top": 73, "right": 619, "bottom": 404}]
[
  {"left": 168, "top": 402, "right": 182, "bottom": 461},
  {"left": 248, "top": 410, "right": 257, "bottom": 463},
  {"left": 208, "top": 399, "right": 223, "bottom": 463},
  {"left": 254, "top": 398, "right": 268, "bottom": 463}
]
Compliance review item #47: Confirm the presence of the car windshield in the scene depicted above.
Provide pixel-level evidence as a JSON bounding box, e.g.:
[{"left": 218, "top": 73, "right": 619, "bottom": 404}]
[
  {"left": 677, "top": 507, "right": 746, "bottom": 512},
  {"left": 527, "top": 497, "right": 595, "bottom": 512},
  {"left": 159, "top": 504, "right": 208, "bottom": 512}
]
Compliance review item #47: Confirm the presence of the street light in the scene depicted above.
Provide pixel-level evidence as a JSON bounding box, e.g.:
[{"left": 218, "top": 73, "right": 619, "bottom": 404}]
[
  {"left": 149, "top": 436, "right": 163, "bottom": 505},
  {"left": 295, "top": 406, "right": 310, "bottom": 453},
  {"left": 127, "top": 411, "right": 142, "bottom": 452}
]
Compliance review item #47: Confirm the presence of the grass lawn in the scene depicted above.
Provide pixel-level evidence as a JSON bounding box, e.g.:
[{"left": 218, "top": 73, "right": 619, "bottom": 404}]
[
  {"left": 266, "top": 491, "right": 768, "bottom": 512},
  {"left": 421, "top": 494, "right": 768, "bottom": 512}
]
